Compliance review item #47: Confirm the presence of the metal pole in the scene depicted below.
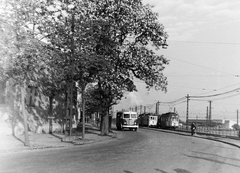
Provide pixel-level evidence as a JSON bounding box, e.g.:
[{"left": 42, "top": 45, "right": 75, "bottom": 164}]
[
  {"left": 186, "top": 94, "right": 189, "bottom": 130},
  {"left": 65, "top": 86, "right": 69, "bottom": 136},
  {"left": 206, "top": 106, "right": 208, "bottom": 127},
  {"left": 21, "top": 82, "right": 29, "bottom": 146},
  {"left": 82, "top": 84, "right": 86, "bottom": 139},
  {"left": 64, "top": 0, "right": 74, "bottom": 137},
  {"left": 69, "top": 12, "right": 76, "bottom": 137},
  {"left": 237, "top": 110, "right": 239, "bottom": 126},
  {"left": 69, "top": 80, "right": 73, "bottom": 137},
  {"left": 156, "top": 101, "right": 159, "bottom": 114},
  {"left": 209, "top": 101, "right": 212, "bottom": 127}
]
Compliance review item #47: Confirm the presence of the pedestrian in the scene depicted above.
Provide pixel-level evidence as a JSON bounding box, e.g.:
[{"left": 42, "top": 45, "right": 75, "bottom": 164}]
[{"left": 191, "top": 123, "right": 196, "bottom": 136}]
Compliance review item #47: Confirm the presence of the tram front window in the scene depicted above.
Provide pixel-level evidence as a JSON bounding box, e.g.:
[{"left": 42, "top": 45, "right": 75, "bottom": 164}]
[
  {"left": 124, "top": 114, "right": 130, "bottom": 118},
  {"left": 131, "top": 114, "right": 137, "bottom": 118}
]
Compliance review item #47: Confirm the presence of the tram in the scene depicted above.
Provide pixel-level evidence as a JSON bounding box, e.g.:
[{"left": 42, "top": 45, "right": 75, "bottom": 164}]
[
  {"left": 139, "top": 113, "right": 158, "bottom": 127},
  {"left": 157, "top": 112, "right": 179, "bottom": 130}
]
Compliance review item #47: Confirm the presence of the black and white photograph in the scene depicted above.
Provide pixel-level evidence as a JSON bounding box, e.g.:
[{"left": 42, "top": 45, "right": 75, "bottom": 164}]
[{"left": 0, "top": 0, "right": 240, "bottom": 173}]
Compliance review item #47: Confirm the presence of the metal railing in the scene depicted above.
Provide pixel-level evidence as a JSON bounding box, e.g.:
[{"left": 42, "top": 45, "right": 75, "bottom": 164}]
[{"left": 177, "top": 125, "right": 240, "bottom": 138}]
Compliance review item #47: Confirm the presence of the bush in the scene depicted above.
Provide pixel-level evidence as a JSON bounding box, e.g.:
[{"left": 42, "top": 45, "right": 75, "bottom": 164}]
[{"left": 232, "top": 124, "right": 240, "bottom": 130}]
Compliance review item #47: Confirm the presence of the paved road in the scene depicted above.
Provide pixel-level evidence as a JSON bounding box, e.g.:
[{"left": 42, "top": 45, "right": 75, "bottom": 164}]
[{"left": 1, "top": 128, "right": 240, "bottom": 173}]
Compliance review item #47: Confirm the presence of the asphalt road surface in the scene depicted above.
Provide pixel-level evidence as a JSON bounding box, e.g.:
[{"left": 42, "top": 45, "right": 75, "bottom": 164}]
[{"left": 1, "top": 127, "right": 240, "bottom": 173}]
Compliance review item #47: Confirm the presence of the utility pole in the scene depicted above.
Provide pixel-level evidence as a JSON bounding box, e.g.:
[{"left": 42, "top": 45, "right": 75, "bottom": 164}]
[
  {"left": 209, "top": 101, "right": 212, "bottom": 126},
  {"left": 186, "top": 94, "right": 189, "bottom": 129},
  {"left": 65, "top": 80, "right": 74, "bottom": 137},
  {"left": 156, "top": 101, "right": 160, "bottom": 114},
  {"left": 135, "top": 106, "right": 138, "bottom": 112},
  {"left": 237, "top": 110, "right": 239, "bottom": 127},
  {"left": 206, "top": 106, "right": 208, "bottom": 127},
  {"left": 81, "top": 83, "right": 86, "bottom": 139},
  {"left": 21, "top": 82, "right": 29, "bottom": 146},
  {"left": 65, "top": 12, "right": 75, "bottom": 138}
]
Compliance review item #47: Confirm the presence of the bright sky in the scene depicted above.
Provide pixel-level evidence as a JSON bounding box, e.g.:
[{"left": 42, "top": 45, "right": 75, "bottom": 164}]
[
  {"left": 1, "top": 0, "right": 240, "bottom": 121},
  {"left": 115, "top": 0, "right": 240, "bottom": 122}
]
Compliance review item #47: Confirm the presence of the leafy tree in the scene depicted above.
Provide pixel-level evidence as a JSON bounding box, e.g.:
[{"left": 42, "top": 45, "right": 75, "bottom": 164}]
[
  {"left": 0, "top": 0, "right": 48, "bottom": 86},
  {"left": 88, "top": 0, "right": 169, "bottom": 135},
  {"left": 232, "top": 124, "right": 240, "bottom": 130},
  {"left": 13, "top": 0, "right": 169, "bottom": 137},
  {"left": 38, "top": 49, "right": 67, "bottom": 121},
  {"left": 0, "top": 0, "right": 54, "bottom": 139},
  {"left": 35, "top": 0, "right": 100, "bottom": 137},
  {"left": 84, "top": 84, "right": 100, "bottom": 116}
]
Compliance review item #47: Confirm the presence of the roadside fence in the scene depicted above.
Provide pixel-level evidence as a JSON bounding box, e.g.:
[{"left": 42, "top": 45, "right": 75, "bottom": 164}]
[{"left": 177, "top": 125, "right": 240, "bottom": 138}]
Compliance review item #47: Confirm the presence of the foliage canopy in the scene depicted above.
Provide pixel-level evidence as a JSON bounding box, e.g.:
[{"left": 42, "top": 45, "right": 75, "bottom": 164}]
[{"left": 0, "top": 0, "right": 169, "bottom": 135}]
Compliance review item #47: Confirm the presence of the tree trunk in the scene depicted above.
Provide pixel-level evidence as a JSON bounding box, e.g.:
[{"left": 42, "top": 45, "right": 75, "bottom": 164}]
[
  {"left": 49, "top": 95, "right": 54, "bottom": 134},
  {"left": 81, "top": 83, "right": 86, "bottom": 139},
  {"left": 100, "top": 109, "right": 109, "bottom": 136}
]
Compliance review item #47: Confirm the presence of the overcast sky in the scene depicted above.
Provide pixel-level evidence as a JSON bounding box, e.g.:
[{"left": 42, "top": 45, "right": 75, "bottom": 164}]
[{"left": 115, "top": 0, "right": 240, "bottom": 121}]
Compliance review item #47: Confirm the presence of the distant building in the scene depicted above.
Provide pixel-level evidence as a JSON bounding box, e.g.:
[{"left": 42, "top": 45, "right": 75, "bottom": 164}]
[
  {"left": 188, "top": 118, "right": 237, "bottom": 129},
  {"left": 188, "top": 119, "right": 224, "bottom": 126},
  {"left": 223, "top": 120, "right": 237, "bottom": 129}
]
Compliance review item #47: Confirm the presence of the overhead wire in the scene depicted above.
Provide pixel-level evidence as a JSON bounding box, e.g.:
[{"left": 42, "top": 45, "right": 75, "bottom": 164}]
[
  {"left": 190, "top": 92, "right": 240, "bottom": 102},
  {"left": 168, "top": 40, "right": 240, "bottom": 45},
  {"left": 165, "top": 55, "right": 237, "bottom": 77},
  {"left": 154, "top": 87, "right": 240, "bottom": 108},
  {"left": 210, "top": 92, "right": 240, "bottom": 101},
  {"left": 159, "top": 96, "right": 186, "bottom": 105},
  {"left": 190, "top": 87, "right": 240, "bottom": 98},
  {"left": 132, "top": 40, "right": 240, "bottom": 108},
  {"left": 194, "top": 82, "right": 240, "bottom": 96}
]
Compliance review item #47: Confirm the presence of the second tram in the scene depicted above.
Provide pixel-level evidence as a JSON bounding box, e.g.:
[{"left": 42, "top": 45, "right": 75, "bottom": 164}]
[
  {"left": 157, "top": 112, "right": 179, "bottom": 130},
  {"left": 139, "top": 113, "right": 158, "bottom": 127}
]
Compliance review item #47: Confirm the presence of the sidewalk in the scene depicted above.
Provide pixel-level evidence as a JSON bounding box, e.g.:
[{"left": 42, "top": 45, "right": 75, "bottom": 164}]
[{"left": 0, "top": 125, "right": 119, "bottom": 154}]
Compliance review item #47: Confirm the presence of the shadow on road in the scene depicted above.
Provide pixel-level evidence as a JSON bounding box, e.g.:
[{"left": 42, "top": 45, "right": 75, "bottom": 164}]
[
  {"left": 50, "top": 133, "right": 62, "bottom": 140},
  {"left": 13, "top": 135, "right": 25, "bottom": 144},
  {"left": 192, "top": 151, "right": 240, "bottom": 162},
  {"left": 184, "top": 154, "right": 240, "bottom": 168},
  {"left": 155, "top": 168, "right": 192, "bottom": 173}
]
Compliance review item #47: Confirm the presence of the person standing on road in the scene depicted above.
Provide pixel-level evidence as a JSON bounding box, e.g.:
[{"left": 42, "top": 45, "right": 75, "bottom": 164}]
[{"left": 191, "top": 123, "right": 196, "bottom": 136}]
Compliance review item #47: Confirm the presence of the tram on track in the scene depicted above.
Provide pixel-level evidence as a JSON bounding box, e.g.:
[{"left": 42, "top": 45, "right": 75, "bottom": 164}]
[
  {"left": 157, "top": 112, "right": 179, "bottom": 130},
  {"left": 139, "top": 113, "right": 158, "bottom": 127}
]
